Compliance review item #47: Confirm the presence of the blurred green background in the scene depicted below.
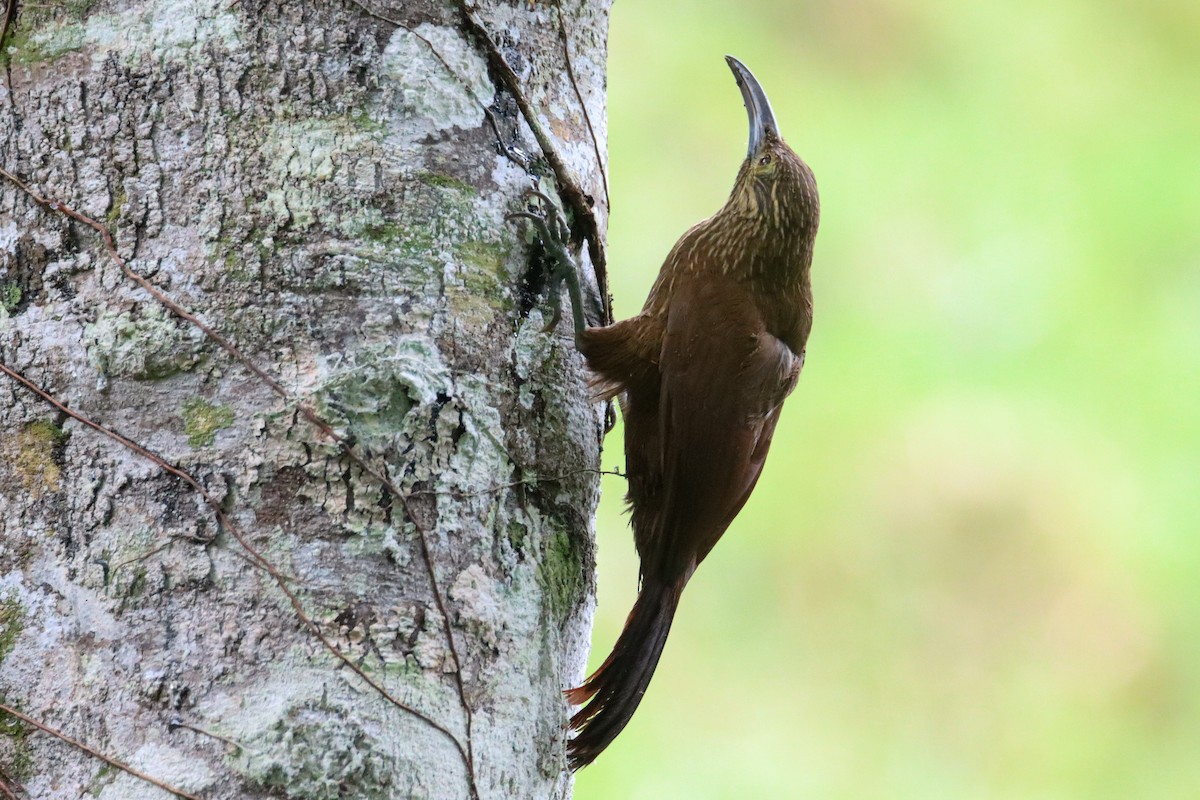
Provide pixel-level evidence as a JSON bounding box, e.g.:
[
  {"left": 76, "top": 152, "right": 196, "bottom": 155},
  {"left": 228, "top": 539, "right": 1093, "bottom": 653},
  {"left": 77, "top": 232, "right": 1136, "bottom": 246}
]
[{"left": 576, "top": 1, "right": 1200, "bottom": 798}]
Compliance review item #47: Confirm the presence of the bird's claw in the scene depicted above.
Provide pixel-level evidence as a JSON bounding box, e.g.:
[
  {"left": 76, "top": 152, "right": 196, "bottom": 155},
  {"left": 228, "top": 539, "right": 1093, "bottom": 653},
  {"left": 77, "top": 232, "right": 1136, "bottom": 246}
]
[
  {"left": 507, "top": 189, "right": 587, "bottom": 337},
  {"left": 507, "top": 190, "right": 571, "bottom": 256},
  {"left": 541, "top": 303, "right": 564, "bottom": 334}
]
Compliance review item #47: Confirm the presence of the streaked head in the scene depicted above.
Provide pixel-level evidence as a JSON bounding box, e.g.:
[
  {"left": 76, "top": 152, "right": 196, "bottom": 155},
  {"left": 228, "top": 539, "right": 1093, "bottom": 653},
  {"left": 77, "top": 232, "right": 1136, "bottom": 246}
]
[{"left": 723, "top": 56, "right": 819, "bottom": 237}]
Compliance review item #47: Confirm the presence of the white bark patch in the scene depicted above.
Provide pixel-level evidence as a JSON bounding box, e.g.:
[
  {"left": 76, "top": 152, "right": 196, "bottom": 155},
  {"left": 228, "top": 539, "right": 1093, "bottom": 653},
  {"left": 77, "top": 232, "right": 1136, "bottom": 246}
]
[
  {"left": 96, "top": 742, "right": 217, "bottom": 799},
  {"left": 84, "top": 0, "right": 242, "bottom": 65},
  {"left": 258, "top": 120, "right": 379, "bottom": 230},
  {"left": 0, "top": 219, "right": 18, "bottom": 252},
  {"left": 380, "top": 24, "right": 491, "bottom": 138},
  {"left": 450, "top": 564, "right": 505, "bottom": 650}
]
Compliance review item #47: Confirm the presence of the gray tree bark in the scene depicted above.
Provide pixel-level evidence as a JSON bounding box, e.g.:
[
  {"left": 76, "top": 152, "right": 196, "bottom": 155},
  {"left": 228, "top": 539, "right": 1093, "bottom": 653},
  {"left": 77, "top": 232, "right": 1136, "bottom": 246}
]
[{"left": 0, "top": 1, "right": 610, "bottom": 798}]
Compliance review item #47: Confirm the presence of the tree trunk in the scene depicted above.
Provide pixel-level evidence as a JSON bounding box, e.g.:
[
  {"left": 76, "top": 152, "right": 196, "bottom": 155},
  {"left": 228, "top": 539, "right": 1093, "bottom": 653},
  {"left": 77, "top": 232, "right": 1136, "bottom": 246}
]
[{"left": 0, "top": 1, "right": 609, "bottom": 798}]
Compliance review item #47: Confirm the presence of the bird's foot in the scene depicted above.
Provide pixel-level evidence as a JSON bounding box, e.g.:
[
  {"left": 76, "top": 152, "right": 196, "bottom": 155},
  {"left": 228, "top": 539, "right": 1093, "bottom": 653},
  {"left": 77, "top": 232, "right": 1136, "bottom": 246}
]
[{"left": 508, "top": 190, "right": 587, "bottom": 337}]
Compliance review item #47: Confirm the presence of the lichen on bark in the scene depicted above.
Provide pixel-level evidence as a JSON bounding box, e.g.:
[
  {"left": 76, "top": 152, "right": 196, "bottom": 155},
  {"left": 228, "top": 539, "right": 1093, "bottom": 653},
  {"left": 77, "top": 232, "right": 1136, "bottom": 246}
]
[{"left": 0, "top": 0, "right": 612, "bottom": 797}]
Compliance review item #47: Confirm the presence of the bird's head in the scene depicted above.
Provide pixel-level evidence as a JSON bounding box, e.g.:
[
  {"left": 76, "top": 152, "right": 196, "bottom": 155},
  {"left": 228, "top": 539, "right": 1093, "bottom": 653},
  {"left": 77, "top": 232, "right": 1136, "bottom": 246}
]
[{"left": 722, "top": 56, "right": 819, "bottom": 251}]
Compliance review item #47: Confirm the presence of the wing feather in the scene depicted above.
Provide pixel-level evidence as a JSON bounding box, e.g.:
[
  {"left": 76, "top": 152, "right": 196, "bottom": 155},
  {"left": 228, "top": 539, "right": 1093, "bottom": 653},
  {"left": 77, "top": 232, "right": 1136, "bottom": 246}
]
[{"left": 637, "top": 274, "right": 802, "bottom": 580}]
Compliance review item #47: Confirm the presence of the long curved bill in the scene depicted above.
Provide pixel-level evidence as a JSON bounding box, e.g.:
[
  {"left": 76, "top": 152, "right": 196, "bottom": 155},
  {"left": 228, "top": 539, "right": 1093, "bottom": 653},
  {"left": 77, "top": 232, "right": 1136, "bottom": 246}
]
[{"left": 725, "top": 55, "right": 780, "bottom": 158}]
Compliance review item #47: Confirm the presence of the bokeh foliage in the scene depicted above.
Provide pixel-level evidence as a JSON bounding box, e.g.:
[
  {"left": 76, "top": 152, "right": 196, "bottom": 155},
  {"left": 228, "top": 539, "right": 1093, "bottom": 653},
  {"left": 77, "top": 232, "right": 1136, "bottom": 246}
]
[{"left": 576, "top": 1, "right": 1200, "bottom": 797}]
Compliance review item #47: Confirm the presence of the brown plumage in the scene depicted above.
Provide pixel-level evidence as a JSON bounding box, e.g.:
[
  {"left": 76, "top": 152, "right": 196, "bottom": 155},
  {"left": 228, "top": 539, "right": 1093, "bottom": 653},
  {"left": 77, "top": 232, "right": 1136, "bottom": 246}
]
[{"left": 564, "top": 56, "right": 821, "bottom": 769}]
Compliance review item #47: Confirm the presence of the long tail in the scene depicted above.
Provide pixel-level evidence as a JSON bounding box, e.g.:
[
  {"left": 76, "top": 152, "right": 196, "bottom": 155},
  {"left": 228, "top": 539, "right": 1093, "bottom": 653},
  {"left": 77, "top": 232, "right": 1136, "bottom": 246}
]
[{"left": 565, "top": 579, "right": 683, "bottom": 769}]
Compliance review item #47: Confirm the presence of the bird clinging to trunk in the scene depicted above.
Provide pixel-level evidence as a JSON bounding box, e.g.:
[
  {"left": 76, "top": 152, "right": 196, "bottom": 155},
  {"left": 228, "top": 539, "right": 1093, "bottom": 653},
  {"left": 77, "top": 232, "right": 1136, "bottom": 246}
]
[{"left": 515, "top": 56, "right": 820, "bottom": 769}]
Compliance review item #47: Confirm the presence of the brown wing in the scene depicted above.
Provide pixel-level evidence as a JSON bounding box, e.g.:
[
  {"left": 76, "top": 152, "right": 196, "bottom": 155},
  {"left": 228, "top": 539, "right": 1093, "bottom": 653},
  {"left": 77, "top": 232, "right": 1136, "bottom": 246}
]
[{"left": 635, "top": 273, "right": 802, "bottom": 582}]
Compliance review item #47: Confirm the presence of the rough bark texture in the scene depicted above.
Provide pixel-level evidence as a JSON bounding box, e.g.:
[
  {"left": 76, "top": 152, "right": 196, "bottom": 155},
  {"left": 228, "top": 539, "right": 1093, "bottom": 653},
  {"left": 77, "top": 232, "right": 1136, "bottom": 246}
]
[{"left": 0, "top": 1, "right": 610, "bottom": 798}]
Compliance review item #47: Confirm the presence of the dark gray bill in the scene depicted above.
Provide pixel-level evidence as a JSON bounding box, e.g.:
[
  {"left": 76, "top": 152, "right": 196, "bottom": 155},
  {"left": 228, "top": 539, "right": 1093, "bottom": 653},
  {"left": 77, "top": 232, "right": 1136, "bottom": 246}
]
[{"left": 725, "top": 55, "right": 780, "bottom": 158}]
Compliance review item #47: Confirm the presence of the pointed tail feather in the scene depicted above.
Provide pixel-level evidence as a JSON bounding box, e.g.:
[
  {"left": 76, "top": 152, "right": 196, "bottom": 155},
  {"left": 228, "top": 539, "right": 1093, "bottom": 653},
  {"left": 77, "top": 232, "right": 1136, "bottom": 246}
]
[{"left": 565, "top": 579, "right": 683, "bottom": 769}]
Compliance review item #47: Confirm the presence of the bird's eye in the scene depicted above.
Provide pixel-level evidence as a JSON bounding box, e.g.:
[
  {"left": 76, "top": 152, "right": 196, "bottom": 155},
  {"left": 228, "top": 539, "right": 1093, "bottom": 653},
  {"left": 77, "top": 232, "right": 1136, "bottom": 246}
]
[{"left": 758, "top": 155, "right": 772, "bottom": 166}]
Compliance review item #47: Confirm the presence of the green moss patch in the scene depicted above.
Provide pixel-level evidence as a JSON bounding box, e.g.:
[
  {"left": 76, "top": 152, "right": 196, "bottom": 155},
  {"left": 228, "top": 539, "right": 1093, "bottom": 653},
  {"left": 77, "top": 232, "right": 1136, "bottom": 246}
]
[
  {"left": 417, "top": 172, "right": 475, "bottom": 194},
  {"left": 0, "top": 283, "right": 21, "bottom": 313},
  {"left": 13, "top": 421, "right": 69, "bottom": 498},
  {"left": 182, "top": 398, "right": 235, "bottom": 448},
  {"left": 0, "top": 597, "right": 24, "bottom": 663},
  {"left": 5, "top": 19, "right": 87, "bottom": 65},
  {"left": 0, "top": 599, "right": 30, "bottom": 777},
  {"left": 538, "top": 527, "right": 584, "bottom": 620}
]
